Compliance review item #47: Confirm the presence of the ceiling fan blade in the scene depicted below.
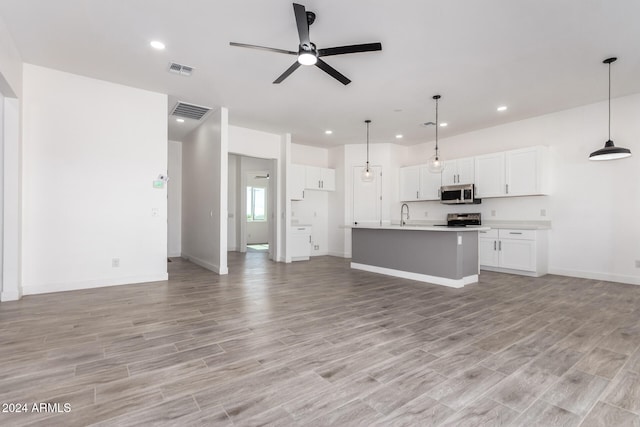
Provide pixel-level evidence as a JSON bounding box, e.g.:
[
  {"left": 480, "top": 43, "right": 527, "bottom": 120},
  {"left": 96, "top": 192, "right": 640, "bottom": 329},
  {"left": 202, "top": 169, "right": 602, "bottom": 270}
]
[
  {"left": 293, "top": 3, "right": 311, "bottom": 47},
  {"left": 229, "top": 42, "right": 297, "bottom": 55},
  {"left": 315, "top": 58, "right": 351, "bottom": 85},
  {"left": 273, "top": 61, "right": 302, "bottom": 84},
  {"left": 318, "top": 42, "right": 383, "bottom": 57}
]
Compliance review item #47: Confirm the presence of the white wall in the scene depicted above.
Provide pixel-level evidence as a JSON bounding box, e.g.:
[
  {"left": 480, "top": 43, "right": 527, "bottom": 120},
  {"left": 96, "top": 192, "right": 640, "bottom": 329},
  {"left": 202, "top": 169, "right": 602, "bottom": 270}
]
[
  {"left": 397, "top": 94, "right": 640, "bottom": 285},
  {"left": 21, "top": 64, "right": 168, "bottom": 294},
  {"left": 0, "top": 15, "right": 22, "bottom": 97},
  {"left": 168, "top": 140, "right": 182, "bottom": 257},
  {"left": 0, "top": 15, "right": 22, "bottom": 301},
  {"left": 181, "top": 108, "right": 228, "bottom": 274}
]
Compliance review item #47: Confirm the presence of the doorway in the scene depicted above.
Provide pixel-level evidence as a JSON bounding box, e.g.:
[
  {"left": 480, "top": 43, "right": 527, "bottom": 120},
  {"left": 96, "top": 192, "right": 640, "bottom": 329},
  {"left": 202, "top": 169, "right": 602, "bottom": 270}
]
[{"left": 228, "top": 154, "right": 277, "bottom": 260}]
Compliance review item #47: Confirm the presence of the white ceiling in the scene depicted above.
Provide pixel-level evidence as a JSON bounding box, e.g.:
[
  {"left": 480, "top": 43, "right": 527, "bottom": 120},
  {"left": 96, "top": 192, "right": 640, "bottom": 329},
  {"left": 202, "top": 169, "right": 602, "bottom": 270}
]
[{"left": 1, "top": 0, "right": 639, "bottom": 147}]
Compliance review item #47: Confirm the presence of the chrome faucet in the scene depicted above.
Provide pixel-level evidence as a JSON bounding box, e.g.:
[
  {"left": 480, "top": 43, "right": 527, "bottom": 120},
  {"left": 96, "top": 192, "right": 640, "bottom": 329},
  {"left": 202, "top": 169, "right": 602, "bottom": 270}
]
[{"left": 400, "top": 203, "right": 410, "bottom": 226}]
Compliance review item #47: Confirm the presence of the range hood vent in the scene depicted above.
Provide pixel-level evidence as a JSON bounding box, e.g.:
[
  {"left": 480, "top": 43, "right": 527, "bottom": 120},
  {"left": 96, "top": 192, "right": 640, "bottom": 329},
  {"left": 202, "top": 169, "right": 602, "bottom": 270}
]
[
  {"left": 170, "top": 102, "right": 211, "bottom": 121},
  {"left": 168, "top": 62, "right": 194, "bottom": 76}
]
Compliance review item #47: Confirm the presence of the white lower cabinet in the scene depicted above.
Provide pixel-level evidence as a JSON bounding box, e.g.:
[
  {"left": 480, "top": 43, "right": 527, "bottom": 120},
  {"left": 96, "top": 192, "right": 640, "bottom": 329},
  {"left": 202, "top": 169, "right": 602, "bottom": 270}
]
[
  {"left": 479, "top": 228, "right": 547, "bottom": 277},
  {"left": 290, "top": 226, "right": 312, "bottom": 261}
]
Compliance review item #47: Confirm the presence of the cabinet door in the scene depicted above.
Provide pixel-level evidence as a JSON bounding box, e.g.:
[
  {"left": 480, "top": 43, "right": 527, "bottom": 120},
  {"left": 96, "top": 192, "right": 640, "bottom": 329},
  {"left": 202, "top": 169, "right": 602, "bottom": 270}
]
[
  {"left": 506, "top": 147, "right": 541, "bottom": 196},
  {"left": 320, "top": 168, "right": 336, "bottom": 191},
  {"left": 475, "top": 152, "right": 506, "bottom": 198},
  {"left": 499, "top": 238, "right": 536, "bottom": 272},
  {"left": 456, "top": 157, "right": 475, "bottom": 185},
  {"left": 441, "top": 161, "right": 457, "bottom": 186},
  {"left": 479, "top": 237, "right": 500, "bottom": 267},
  {"left": 290, "top": 164, "right": 306, "bottom": 200},
  {"left": 399, "top": 166, "right": 420, "bottom": 201},
  {"left": 419, "top": 166, "right": 442, "bottom": 200},
  {"left": 304, "top": 166, "right": 321, "bottom": 189}
]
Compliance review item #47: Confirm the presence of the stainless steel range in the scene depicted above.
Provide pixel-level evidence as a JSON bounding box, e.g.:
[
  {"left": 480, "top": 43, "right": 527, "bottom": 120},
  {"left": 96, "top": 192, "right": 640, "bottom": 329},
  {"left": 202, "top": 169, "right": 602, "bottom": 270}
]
[{"left": 436, "top": 212, "right": 482, "bottom": 227}]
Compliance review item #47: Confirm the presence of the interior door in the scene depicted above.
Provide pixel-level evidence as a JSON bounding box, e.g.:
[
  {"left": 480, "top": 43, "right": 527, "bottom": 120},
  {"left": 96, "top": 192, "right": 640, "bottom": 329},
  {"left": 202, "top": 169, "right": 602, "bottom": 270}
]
[{"left": 352, "top": 166, "right": 382, "bottom": 226}]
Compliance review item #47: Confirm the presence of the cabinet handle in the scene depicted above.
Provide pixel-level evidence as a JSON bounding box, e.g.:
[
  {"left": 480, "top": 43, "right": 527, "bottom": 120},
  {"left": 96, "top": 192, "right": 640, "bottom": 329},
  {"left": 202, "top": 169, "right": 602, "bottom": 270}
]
[
  {"left": 506, "top": 184, "right": 509, "bottom": 194},
  {"left": 493, "top": 241, "right": 496, "bottom": 250},
  {"left": 499, "top": 241, "right": 502, "bottom": 251},
  {"left": 321, "top": 180, "right": 324, "bottom": 188},
  {"left": 297, "top": 228, "right": 306, "bottom": 230},
  {"left": 309, "top": 236, "right": 311, "bottom": 243},
  {"left": 416, "top": 191, "right": 419, "bottom": 199},
  {"left": 509, "top": 232, "right": 522, "bottom": 235}
]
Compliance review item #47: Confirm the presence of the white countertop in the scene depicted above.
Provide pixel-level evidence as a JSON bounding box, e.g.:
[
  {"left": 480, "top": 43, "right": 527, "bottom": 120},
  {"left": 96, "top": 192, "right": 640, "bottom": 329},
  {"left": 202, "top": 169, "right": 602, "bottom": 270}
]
[{"left": 351, "top": 224, "right": 490, "bottom": 232}]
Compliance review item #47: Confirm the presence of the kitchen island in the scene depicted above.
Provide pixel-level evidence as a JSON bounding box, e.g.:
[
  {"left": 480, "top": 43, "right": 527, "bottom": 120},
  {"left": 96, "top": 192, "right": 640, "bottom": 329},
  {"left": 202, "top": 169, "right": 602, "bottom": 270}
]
[{"left": 351, "top": 225, "right": 490, "bottom": 288}]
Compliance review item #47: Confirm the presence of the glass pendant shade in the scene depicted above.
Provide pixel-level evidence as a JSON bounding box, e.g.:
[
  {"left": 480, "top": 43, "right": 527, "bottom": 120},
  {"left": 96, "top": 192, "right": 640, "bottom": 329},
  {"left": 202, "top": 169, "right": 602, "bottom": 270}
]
[
  {"left": 589, "top": 57, "right": 632, "bottom": 161},
  {"left": 361, "top": 165, "right": 375, "bottom": 182},
  {"left": 427, "top": 154, "right": 444, "bottom": 173}
]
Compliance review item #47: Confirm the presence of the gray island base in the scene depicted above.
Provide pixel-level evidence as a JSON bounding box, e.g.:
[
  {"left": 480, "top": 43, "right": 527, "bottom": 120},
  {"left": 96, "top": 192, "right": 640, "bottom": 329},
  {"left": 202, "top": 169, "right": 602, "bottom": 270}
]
[{"left": 351, "top": 226, "right": 488, "bottom": 288}]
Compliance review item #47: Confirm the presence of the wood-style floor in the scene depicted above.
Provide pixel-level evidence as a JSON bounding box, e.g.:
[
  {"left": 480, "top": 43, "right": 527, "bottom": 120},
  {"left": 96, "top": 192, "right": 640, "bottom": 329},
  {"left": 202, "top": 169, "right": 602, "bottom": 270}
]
[{"left": 1, "top": 253, "right": 640, "bottom": 426}]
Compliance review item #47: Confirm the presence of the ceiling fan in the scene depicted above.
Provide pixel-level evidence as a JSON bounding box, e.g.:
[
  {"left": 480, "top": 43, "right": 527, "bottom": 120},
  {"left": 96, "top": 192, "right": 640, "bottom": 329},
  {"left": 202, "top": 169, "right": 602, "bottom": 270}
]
[{"left": 230, "top": 3, "right": 382, "bottom": 85}]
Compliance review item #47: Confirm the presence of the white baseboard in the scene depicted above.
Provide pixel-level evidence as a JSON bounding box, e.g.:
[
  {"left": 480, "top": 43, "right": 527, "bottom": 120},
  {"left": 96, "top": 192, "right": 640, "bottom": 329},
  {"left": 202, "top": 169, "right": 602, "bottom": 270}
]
[
  {"left": 350, "top": 262, "right": 477, "bottom": 288},
  {"left": 1, "top": 288, "right": 23, "bottom": 301},
  {"left": 549, "top": 267, "right": 640, "bottom": 286},
  {"left": 168, "top": 252, "right": 181, "bottom": 258},
  {"left": 22, "top": 273, "right": 169, "bottom": 296},
  {"left": 328, "top": 251, "right": 350, "bottom": 258},
  {"left": 182, "top": 252, "right": 227, "bottom": 275}
]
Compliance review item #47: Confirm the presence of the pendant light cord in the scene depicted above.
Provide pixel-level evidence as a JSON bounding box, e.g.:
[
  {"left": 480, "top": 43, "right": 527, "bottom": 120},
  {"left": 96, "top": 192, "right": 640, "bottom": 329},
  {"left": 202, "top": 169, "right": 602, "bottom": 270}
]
[
  {"left": 435, "top": 97, "right": 439, "bottom": 157},
  {"left": 608, "top": 61, "right": 611, "bottom": 141},
  {"left": 365, "top": 119, "right": 371, "bottom": 171}
]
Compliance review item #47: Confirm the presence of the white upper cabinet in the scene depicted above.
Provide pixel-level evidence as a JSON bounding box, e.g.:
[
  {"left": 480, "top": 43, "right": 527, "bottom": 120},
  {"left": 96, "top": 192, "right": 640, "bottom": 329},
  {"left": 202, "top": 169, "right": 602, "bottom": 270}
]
[
  {"left": 303, "top": 166, "right": 335, "bottom": 191},
  {"left": 418, "top": 166, "right": 442, "bottom": 200},
  {"left": 399, "top": 166, "right": 421, "bottom": 201},
  {"left": 474, "top": 152, "right": 506, "bottom": 198},
  {"left": 399, "top": 165, "right": 441, "bottom": 201},
  {"left": 505, "top": 146, "right": 548, "bottom": 196},
  {"left": 290, "top": 164, "right": 306, "bottom": 200},
  {"left": 475, "top": 146, "right": 549, "bottom": 198},
  {"left": 442, "top": 157, "right": 475, "bottom": 186}
]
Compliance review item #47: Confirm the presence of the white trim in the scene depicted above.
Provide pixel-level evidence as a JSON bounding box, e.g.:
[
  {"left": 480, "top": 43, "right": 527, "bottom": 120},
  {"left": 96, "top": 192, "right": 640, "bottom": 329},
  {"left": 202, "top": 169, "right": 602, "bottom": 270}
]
[
  {"left": 549, "top": 267, "right": 640, "bottom": 286},
  {"left": 182, "top": 252, "right": 220, "bottom": 273},
  {"left": 22, "top": 273, "right": 169, "bottom": 296},
  {"left": 350, "top": 262, "right": 478, "bottom": 288},
  {"left": 480, "top": 266, "right": 541, "bottom": 278},
  {"left": 328, "top": 251, "right": 350, "bottom": 258},
  {"left": 1, "top": 288, "right": 22, "bottom": 301},
  {"left": 168, "top": 252, "right": 182, "bottom": 258}
]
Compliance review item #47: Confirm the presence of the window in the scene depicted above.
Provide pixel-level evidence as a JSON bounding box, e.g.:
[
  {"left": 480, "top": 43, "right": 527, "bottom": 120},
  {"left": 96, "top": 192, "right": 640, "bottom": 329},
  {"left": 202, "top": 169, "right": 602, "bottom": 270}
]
[{"left": 247, "top": 186, "right": 267, "bottom": 221}]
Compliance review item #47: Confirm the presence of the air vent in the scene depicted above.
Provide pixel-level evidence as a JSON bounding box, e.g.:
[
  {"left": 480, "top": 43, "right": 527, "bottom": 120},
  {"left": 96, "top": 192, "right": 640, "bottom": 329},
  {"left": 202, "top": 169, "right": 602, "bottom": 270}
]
[
  {"left": 170, "top": 102, "right": 211, "bottom": 121},
  {"left": 168, "top": 62, "right": 194, "bottom": 76},
  {"left": 421, "top": 121, "right": 436, "bottom": 127}
]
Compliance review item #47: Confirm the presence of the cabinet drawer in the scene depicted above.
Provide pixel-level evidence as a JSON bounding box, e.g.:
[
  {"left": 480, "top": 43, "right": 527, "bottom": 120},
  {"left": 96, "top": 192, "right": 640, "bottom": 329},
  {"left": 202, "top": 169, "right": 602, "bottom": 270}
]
[
  {"left": 478, "top": 229, "right": 498, "bottom": 238},
  {"left": 499, "top": 229, "right": 536, "bottom": 240}
]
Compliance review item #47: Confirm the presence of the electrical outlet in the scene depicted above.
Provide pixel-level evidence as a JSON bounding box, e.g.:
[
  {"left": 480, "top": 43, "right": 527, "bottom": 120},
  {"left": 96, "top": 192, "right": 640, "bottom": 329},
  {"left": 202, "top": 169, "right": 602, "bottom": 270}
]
[
  {"left": 112, "top": 258, "right": 120, "bottom": 268},
  {"left": 636, "top": 260, "right": 640, "bottom": 268},
  {"left": 424, "top": 211, "right": 429, "bottom": 217},
  {"left": 151, "top": 208, "right": 159, "bottom": 217},
  {"left": 314, "top": 245, "right": 319, "bottom": 250},
  {"left": 491, "top": 210, "right": 496, "bottom": 217},
  {"left": 540, "top": 209, "right": 547, "bottom": 217}
]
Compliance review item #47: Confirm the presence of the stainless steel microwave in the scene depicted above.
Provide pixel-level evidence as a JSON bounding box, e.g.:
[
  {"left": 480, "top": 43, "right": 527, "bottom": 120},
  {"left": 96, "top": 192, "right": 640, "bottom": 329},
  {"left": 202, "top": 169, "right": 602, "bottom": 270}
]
[{"left": 440, "top": 184, "right": 481, "bottom": 204}]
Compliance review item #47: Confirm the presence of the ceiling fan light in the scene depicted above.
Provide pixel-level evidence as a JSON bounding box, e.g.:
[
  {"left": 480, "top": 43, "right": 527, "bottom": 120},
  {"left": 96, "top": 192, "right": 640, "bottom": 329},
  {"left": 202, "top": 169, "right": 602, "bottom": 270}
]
[
  {"left": 298, "top": 52, "right": 317, "bottom": 66},
  {"left": 589, "top": 140, "right": 632, "bottom": 160}
]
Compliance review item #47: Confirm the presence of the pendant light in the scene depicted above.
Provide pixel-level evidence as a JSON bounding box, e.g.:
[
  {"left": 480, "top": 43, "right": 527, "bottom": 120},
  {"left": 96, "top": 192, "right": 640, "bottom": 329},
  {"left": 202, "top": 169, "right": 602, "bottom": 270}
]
[
  {"left": 589, "top": 57, "right": 632, "bottom": 161},
  {"left": 361, "top": 119, "right": 375, "bottom": 182},
  {"left": 427, "top": 95, "right": 445, "bottom": 173}
]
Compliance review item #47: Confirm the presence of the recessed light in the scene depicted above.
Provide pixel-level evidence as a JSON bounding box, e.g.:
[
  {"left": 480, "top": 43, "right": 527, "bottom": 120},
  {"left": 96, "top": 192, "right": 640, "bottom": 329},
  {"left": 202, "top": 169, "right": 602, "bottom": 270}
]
[
  {"left": 497, "top": 105, "right": 508, "bottom": 112},
  {"left": 395, "top": 134, "right": 403, "bottom": 139},
  {"left": 325, "top": 130, "right": 333, "bottom": 135},
  {"left": 439, "top": 123, "right": 448, "bottom": 127},
  {"left": 150, "top": 40, "right": 165, "bottom": 50},
  {"left": 176, "top": 118, "right": 184, "bottom": 123}
]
